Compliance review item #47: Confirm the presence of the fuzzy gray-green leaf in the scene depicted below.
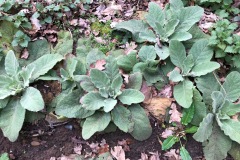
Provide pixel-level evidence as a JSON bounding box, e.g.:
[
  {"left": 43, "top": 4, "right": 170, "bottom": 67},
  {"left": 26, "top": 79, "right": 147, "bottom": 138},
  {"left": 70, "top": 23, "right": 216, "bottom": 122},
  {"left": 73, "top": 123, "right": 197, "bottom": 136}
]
[
  {"left": 173, "top": 80, "right": 193, "bottom": 108},
  {"left": 26, "top": 54, "right": 63, "bottom": 81},
  {"left": 189, "top": 39, "right": 213, "bottom": 65},
  {"left": 193, "top": 113, "right": 214, "bottom": 142},
  {"left": 203, "top": 123, "right": 232, "bottom": 160},
  {"left": 190, "top": 62, "right": 220, "bottom": 77},
  {"left": 112, "top": 105, "right": 134, "bottom": 133},
  {"left": 55, "top": 89, "right": 94, "bottom": 119},
  {"left": 145, "top": 2, "right": 164, "bottom": 31},
  {"left": 138, "top": 45, "right": 156, "bottom": 62},
  {"left": 217, "top": 118, "right": 240, "bottom": 143},
  {"left": 82, "top": 112, "right": 111, "bottom": 140},
  {"left": 118, "top": 89, "right": 145, "bottom": 105},
  {"left": 169, "top": 40, "right": 186, "bottom": 70},
  {"left": 221, "top": 71, "right": 240, "bottom": 102},
  {"left": 5, "top": 50, "right": 19, "bottom": 76},
  {"left": 20, "top": 87, "right": 44, "bottom": 112},
  {"left": 82, "top": 92, "right": 105, "bottom": 110},
  {"left": 175, "top": 6, "right": 204, "bottom": 32},
  {"left": 0, "top": 99, "right": 26, "bottom": 142},
  {"left": 90, "top": 69, "right": 110, "bottom": 89},
  {"left": 129, "top": 104, "right": 152, "bottom": 141}
]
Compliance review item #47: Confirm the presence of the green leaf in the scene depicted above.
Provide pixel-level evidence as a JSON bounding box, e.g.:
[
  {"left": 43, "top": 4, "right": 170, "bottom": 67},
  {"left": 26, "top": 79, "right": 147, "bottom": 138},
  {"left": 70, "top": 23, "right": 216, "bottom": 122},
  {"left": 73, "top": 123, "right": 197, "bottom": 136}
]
[
  {"left": 191, "top": 89, "right": 207, "bottom": 126},
  {"left": 221, "top": 71, "right": 240, "bottom": 102},
  {"left": 143, "top": 66, "right": 162, "bottom": 84},
  {"left": 112, "top": 105, "right": 134, "bottom": 132},
  {"left": 169, "top": 40, "right": 186, "bottom": 69},
  {"left": 165, "top": 19, "right": 180, "bottom": 37},
  {"left": 5, "top": 50, "right": 19, "bottom": 76},
  {"left": 170, "top": 32, "right": 192, "bottom": 41},
  {"left": 155, "top": 45, "right": 170, "bottom": 60},
  {"left": 82, "top": 112, "right": 111, "bottom": 140},
  {"left": 0, "top": 99, "right": 26, "bottom": 142},
  {"left": 0, "top": 153, "right": 9, "bottom": 160},
  {"left": 189, "top": 39, "right": 213, "bottom": 65},
  {"left": 162, "top": 136, "right": 179, "bottom": 150},
  {"left": 203, "top": 123, "right": 232, "bottom": 160},
  {"left": 138, "top": 45, "right": 156, "bottom": 62},
  {"left": 129, "top": 104, "right": 152, "bottom": 141},
  {"left": 79, "top": 76, "right": 96, "bottom": 92},
  {"left": 173, "top": 80, "right": 193, "bottom": 108},
  {"left": 0, "top": 89, "right": 15, "bottom": 100},
  {"left": 20, "top": 39, "right": 51, "bottom": 66},
  {"left": 20, "top": 87, "right": 44, "bottom": 112},
  {"left": 0, "top": 98, "right": 9, "bottom": 109},
  {"left": 217, "top": 118, "right": 240, "bottom": 143},
  {"left": 115, "top": 20, "right": 156, "bottom": 43},
  {"left": 185, "top": 126, "right": 198, "bottom": 133},
  {"left": 103, "top": 98, "right": 117, "bottom": 112},
  {"left": 111, "top": 75, "right": 123, "bottom": 93},
  {"left": 175, "top": 6, "right": 204, "bottom": 32},
  {"left": 190, "top": 62, "right": 220, "bottom": 77},
  {"left": 169, "top": 69, "right": 184, "bottom": 82},
  {"left": 90, "top": 69, "right": 110, "bottom": 89},
  {"left": 181, "top": 104, "right": 194, "bottom": 125},
  {"left": 117, "top": 52, "right": 138, "bottom": 72},
  {"left": 170, "top": 0, "right": 184, "bottom": 11},
  {"left": 195, "top": 73, "right": 220, "bottom": 105},
  {"left": 126, "top": 72, "right": 142, "bottom": 90},
  {"left": 86, "top": 49, "right": 105, "bottom": 67},
  {"left": 55, "top": 89, "right": 94, "bottom": 118},
  {"left": 105, "top": 57, "right": 120, "bottom": 80},
  {"left": 180, "top": 147, "right": 192, "bottom": 160},
  {"left": 82, "top": 92, "right": 105, "bottom": 110},
  {"left": 211, "top": 91, "right": 225, "bottom": 113},
  {"left": 52, "top": 31, "right": 73, "bottom": 56},
  {"left": 118, "top": 89, "right": 145, "bottom": 105},
  {"left": 20, "top": 67, "right": 34, "bottom": 87},
  {"left": 182, "top": 55, "right": 194, "bottom": 74},
  {"left": 145, "top": 2, "right": 164, "bottom": 31},
  {"left": 193, "top": 113, "right": 214, "bottom": 142},
  {"left": 26, "top": 54, "right": 63, "bottom": 81},
  {"left": 229, "top": 142, "right": 240, "bottom": 160},
  {"left": 221, "top": 100, "right": 240, "bottom": 116}
]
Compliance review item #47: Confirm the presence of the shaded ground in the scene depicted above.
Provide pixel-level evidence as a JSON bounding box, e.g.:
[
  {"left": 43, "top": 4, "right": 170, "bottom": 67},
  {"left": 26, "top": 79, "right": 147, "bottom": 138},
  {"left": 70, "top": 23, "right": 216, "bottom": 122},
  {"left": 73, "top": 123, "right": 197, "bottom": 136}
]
[{"left": 0, "top": 119, "right": 205, "bottom": 160}]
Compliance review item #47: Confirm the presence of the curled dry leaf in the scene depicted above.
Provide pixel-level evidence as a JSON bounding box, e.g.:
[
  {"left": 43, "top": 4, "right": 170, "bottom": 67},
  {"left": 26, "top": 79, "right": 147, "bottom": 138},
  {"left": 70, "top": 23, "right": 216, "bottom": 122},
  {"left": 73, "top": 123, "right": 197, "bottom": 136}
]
[
  {"left": 169, "top": 103, "right": 182, "bottom": 123},
  {"left": 141, "top": 81, "right": 152, "bottom": 103},
  {"left": 159, "top": 85, "right": 172, "bottom": 98},
  {"left": 164, "top": 149, "right": 180, "bottom": 160},
  {"left": 74, "top": 145, "right": 82, "bottom": 155},
  {"left": 21, "top": 48, "right": 29, "bottom": 59},
  {"left": 161, "top": 128, "right": 174, "bottom": 138},
  {"left": 111, "top": 146, "right": 130, "bottom": 160},
  {"left": 90, "top": 59, "right": 106, "bottom": 71},
  {"left": 144, "top": 97, "right": 173, "bottom": 122},
  {"left": 118, "top": 139, "right": 132, "bottom": 151},
  {"left": 125, "top": 42, "right": 138, "bottom": 55}
]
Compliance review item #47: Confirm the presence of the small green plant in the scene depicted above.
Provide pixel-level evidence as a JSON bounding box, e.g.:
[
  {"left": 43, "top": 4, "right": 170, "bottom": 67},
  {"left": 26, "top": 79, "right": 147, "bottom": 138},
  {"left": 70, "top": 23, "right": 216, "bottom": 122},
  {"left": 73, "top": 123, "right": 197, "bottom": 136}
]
[
  {"left": 55, "top": 56, "right": 152, "bottom": 141},
  {"left": 11, "top": 30, "right": 30, "bottom": 48},
  {"left": 168, "top": 39, "right": 220, "bottom": 108},
  {"left": 0, "top": 50, "right": 63, "bottom": 142},
  {"left": 0, "top": 153, "right": 9, "bottom": 160},
  {"left": 115, "top": 0, "right": 204, "bottom": 60},
  {"left": 193, "top": 71, "right": 240, "bottom": 159}
]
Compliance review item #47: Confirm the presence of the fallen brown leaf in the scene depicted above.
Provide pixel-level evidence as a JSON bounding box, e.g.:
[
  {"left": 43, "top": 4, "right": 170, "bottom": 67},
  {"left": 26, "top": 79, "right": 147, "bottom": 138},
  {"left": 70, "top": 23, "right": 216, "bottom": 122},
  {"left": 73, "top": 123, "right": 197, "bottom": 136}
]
[{"left": 144, "top": 97, "right": 173, "bottom": 122}]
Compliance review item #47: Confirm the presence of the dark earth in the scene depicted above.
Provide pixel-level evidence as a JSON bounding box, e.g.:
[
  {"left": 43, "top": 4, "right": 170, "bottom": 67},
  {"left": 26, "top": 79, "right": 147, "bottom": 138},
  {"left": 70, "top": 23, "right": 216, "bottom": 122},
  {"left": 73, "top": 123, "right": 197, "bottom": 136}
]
[{"left": 0, "top": 119, "right": 204, "bottom": 160}]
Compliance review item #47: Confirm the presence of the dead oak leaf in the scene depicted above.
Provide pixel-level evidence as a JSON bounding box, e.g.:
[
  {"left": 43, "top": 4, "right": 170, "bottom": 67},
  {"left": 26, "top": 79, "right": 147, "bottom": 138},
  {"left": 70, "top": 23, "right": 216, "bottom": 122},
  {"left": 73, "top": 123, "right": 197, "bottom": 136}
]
[
  {"left": 169, "top": 103, "right": 182, "bottom": 123},
  {"left": 164, "top": 149, "right": 180, "bottom": 160},
  {"left": 111, "top": 146, "right": 130, "bottom": 160},
  {"left": 144, "top": 97, "right": 173, "bottom": 122}
]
